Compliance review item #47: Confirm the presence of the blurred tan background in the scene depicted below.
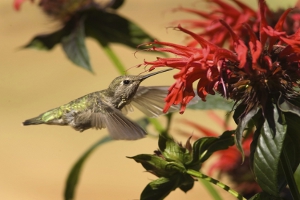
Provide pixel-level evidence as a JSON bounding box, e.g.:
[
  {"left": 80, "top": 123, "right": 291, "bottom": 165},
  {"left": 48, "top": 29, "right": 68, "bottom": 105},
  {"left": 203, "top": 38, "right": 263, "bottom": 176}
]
[{"left": 0, "top": 0, "right": 297, "bottom": 200}]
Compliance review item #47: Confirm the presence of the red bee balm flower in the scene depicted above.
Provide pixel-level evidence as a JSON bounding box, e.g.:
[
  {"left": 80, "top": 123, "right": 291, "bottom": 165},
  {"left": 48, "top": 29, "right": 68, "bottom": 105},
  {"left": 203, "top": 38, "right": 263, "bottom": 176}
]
[
  {"left": 172, "top": 0, "right": 300, "bottom": 49},
  {"left": 144, "top": 0, "right": 300, "bottom": 119},
  {"left": 172, "top": 0, "right": 258, "bottom": 48}
]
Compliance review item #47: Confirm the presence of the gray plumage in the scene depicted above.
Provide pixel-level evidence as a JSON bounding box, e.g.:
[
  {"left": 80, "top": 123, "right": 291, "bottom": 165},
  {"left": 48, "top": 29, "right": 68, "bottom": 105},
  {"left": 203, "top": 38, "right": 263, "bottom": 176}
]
[{"left": 23, "top": 69, "right": 183, "bottom": 140}]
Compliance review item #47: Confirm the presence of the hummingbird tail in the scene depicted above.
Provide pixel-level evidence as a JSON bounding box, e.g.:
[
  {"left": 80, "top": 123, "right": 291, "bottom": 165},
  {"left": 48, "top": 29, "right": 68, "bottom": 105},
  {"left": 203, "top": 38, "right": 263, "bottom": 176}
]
[{"left": 23, "top": 117, "right": 44, "bottom": 126}]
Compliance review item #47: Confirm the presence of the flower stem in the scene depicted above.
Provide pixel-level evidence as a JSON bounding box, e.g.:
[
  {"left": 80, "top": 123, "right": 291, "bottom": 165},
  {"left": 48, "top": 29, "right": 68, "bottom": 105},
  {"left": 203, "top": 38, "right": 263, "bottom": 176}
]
[
  {"left": 280, "top": 147, "right": 300, "bottom": 199},
  {"left": 165, "top": 113, "right": 173, "bottom": 132},
  {"left": 101, "top": 44, "right": 126, "bottom": 75},
  {"left": 148, "top": 118, "right": 165, "bottom": 133},
  {"left": 64, "top": 136, "right": 112, "bottom": 200},
  {"left": 199, "top": 179, "right": 223, "bottom": 200},
  {"left": 186, "top": 169, "right": 246, "bottom": 200}
]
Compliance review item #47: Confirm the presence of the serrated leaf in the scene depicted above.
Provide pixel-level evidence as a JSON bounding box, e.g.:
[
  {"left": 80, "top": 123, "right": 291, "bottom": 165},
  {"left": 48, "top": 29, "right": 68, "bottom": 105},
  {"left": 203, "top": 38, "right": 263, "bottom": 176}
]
[
  {"left": 187, "top": 94, "right": 234, "bottom": 111},
  {"left": 62, "top": 18, "right": 93, "bottom": 72},
  {"left": 253, "top": 106, "right": 287, "bottom": 197},
  {"left": 140, "top": 176, "right": 181, "bottom": 200},
  {"left": 64, "top": 136, "right": 112, "bottom": 200},
  {"left": 235, "top": 108, "right": 259, "bottom": 160},
  {"left": 84, "top": 9, "right": 155, "bottom": 48}
]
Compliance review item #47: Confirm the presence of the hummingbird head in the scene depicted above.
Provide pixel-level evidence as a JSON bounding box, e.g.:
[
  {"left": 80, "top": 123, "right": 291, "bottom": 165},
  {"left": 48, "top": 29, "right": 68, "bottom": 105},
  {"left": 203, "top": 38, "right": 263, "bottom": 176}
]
[{"left": 108, "top": 68, "right": 172, "bottom": 104}]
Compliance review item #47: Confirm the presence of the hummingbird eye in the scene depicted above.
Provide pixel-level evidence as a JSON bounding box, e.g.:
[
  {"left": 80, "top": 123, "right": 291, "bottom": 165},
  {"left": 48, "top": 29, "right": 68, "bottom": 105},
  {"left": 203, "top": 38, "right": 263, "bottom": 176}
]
[{"left": 123, "top": 80, "right": 131, "bottom": 85}]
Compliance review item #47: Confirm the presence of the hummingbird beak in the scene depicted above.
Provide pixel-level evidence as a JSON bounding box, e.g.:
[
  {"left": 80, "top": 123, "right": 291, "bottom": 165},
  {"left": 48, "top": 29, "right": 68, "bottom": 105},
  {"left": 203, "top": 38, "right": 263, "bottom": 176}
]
[{"left": 139, "top": 68, "right": 173, "bottom": 81}]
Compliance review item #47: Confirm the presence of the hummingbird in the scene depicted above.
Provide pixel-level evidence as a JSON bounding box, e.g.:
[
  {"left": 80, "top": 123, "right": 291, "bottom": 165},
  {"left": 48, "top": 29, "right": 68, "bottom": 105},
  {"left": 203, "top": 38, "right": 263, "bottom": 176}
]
[{"left": 23, "top": 68, "right": 179, "bottom": 140}]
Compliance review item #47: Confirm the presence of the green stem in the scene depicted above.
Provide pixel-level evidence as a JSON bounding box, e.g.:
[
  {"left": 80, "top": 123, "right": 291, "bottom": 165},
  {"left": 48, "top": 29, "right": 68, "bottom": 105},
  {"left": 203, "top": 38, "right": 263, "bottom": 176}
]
[
  {"left": 101, "top": 44, "right": 126, "bottom": 75},
  {"left": 165, "top": 113, "right": 173, "bottom": 132},
  {"left": 148, "top": 114, "right": 173, "bottom": 137},
  {"left": 186, "top": 169, "right": 246, "bottom": 200},
  {"left": 148, "top": 118, "right": 165, "bottom": 133},
  {"left": 199, "top": 179, "right": 223, "bottom": 200},
  {"left": 280, "top": 147, "right": 300, "bottom": 200},
  {"left": 64, "top": 136, "right": 112, "bottom": 200}
]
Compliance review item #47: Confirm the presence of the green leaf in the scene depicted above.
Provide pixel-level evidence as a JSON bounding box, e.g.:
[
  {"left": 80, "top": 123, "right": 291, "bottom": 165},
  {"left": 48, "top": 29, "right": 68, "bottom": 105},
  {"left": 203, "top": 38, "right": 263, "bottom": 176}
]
[
  {"left": 280, "top": 146, "right": 300, "bottom": 199},
  {"left": 62, "top": 18, "right": 93, "bottom": 73},
  {"left": 187, "top": 94, "right": 234, "bottom": 111},
  {"left": 284, "top": 113, "right": 300, "bottom": 171},
  {"left": 201, "top": 130, "right": 235, "bottom": 162},
  {"left": 157, "top": 133, "right": 191, "bottom": 164},
  {"left": 282, "top": 113, "right": 300, "bottom": 198},
  {"left": 106, "top": 0, "right": 125, "bottom": 9},
  {"left": 128, "top": 154, "right": 180, "bottom": 177},
  {"left": 129, "top": 154, "right": 167, "bottom": 169},
  {"left": 278, "top": 98, "right": 300, "bottom": 117},
  {"left": 294, "top": 165, "right": 300, "bottom": 191},
  {"left": 23, "top": 26, "right": 72, "bottom": 50},
  {"left": 235, "top": 108, "right": 259, "bottom": 160},
  {"left": 188, "top": 130, "right": 234, "bottom": 168},
  {"left": 64, "top": 136, "right": 112, "bottom": 200},
  {"left": 84, "top": 9, "right": 155, "bottom": 49},
  {"left": 233, "top": 104, "right": 247, "bottom": 124},
  {"left": 22, "top": 16, "right": 93, "bottom": 72},
  {"left": 253, "top": 106, "right": 287, "bottom": 197},
  {"left": 23, "top": 8, "right": 157, "bottom": 73},
  {"left": 140, "top": 176, "right": 181, "bottom": 200},
  {"left": 179, "top": 175, "right": 194, "bottom": 193}
]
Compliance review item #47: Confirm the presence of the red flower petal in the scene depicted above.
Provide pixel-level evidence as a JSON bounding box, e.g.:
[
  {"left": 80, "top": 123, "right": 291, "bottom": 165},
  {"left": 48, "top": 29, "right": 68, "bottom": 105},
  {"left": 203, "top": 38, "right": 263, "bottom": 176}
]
[
  {"left": 219, "top": 20, "right": 248, "bottom": 68},
  {"left": 258, "top": 0, "right": 269, "bottom": 47},
  {"left": 13, "top": 0, "right": 33, "bottom": 11}
]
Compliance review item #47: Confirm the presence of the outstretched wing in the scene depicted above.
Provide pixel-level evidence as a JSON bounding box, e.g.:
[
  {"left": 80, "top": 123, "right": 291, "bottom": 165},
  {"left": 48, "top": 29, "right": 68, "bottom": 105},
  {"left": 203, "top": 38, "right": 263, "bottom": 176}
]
[
  {"left": 87, "top": 102, "right": 146, "bottom": 140},
  {"left": 131, "top": 86, "right": 179, "bottom": 117}
]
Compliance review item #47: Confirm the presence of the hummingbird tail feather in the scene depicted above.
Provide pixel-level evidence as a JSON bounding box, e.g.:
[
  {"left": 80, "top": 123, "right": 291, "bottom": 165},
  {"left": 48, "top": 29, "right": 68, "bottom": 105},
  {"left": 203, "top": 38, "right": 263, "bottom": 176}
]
[{"left": 23, "top": 117, "right": 43, "bottom": 126}]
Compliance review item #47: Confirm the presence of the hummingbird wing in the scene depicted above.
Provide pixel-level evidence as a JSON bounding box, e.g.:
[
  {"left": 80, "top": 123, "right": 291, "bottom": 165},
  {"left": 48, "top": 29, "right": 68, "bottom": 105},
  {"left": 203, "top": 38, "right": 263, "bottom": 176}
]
[
  {"left": 89, "top": 103, "right": 146, "bottom": 140},
  {"left": 131, "top": 86, "right": 179, "bottom": 117},
  {"left": 120, "top": 103, "right": 134, "bottom": 115}
]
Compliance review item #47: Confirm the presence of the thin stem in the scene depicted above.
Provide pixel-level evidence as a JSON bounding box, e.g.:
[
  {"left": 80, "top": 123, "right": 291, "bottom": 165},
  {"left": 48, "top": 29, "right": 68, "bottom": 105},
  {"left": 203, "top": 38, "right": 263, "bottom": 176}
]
[
  {"left": 64, "top": 136, "right": 112, "bottom": 200},
  {"left": 148, "top": 118, "right": 165, "bottom": 133},
  {"left": 280, "top": 147, "right": 300, "bottom": 200},
  {"left": 186, "top": 169, "right": 246, "bottom": 200},
  {"left": 165, "top": 113, "right": 173, "bottom": 132},
  {"left": 199, "top": 179, "right": 223, "bottom": 200},
  {"left": 101, "top": 44, "right": 126, "bottom": 75},
  {"left": 149, "top": 114, "right": 173, "bottom": 138}
]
